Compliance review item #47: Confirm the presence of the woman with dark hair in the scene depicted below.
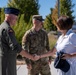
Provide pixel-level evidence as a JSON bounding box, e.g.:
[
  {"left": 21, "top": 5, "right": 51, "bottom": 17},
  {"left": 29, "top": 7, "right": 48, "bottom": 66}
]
[{"left": 36, "top": 16, "right": 76, "bottom": 75}]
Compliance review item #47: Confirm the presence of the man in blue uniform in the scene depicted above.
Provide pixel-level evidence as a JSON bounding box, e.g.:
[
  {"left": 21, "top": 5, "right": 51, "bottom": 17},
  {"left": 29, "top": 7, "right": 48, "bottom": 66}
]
[{"left": 0, "top": 7, "right": 36, "bottom": 75}]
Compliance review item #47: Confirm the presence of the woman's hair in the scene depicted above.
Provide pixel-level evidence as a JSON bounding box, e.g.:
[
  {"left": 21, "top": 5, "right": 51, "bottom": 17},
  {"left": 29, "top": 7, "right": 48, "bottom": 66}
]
[{"left": 56, "top": 15, "right": 73, "bottom": 30}]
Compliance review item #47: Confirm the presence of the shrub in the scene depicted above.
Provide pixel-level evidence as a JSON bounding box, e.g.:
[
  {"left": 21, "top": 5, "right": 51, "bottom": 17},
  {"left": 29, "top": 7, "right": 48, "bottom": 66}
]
[{"left": 48, "top": 33, "right": 57, "bottom": 49}]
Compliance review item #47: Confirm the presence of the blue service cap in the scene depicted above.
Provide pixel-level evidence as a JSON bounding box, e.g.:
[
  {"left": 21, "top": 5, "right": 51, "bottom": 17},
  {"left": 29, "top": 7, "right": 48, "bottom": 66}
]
[{"left": 4, "top": 7, "right": 20, "bottom": 16}]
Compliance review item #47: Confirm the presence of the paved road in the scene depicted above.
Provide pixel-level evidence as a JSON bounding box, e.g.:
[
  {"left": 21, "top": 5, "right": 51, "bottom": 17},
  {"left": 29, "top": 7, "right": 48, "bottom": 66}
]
[{"left": 17, "top": 61, "right": 57, "bottom": 75}]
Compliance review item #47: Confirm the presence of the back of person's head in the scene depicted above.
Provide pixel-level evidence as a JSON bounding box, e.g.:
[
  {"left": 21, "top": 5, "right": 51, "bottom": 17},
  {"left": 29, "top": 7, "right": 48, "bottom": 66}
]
[{"left": 56, "top": 15, "right": 73, "bottom": 30}]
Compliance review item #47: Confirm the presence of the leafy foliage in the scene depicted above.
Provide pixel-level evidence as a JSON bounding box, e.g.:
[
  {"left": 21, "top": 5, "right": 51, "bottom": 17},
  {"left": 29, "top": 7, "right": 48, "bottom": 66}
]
[
  {"left": 0, "top": 8, "right": 5, "bottom": 24},
  {"left": 51, "top": 0, "right": 75, "bottom": 26},
  {"left": 8, "top": 0, "right": 39, "bottom": 23},
  {"left": 48, "top": 33, "right": 57, "bottom": 49},
  {"left": 60, "top": 0, "right": 75, "bottom": 19},
  {"left": 51, "top": 2, "right": 58, "bottom": 26},
  {"left": 12, "top": 14, "right": 32, "bottom": 44},
  {"left": 44, "top": 8, "right": 57, "bottom": 31}
]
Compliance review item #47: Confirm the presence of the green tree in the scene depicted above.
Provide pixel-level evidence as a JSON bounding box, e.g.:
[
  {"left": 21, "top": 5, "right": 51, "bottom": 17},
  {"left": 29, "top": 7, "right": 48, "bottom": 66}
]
[
  {"left": 12, "top": 14, "right": 26, "bottom": 44},
  {"left": 51, "top": 0, "right": 75, "bottom": 26},
  {"left": 44, "top": 8, "right": 56, "bottom": 31},
  {"left": 0, "top": 8, "right": 5, "bottom": 24},
  {"left": 12, "top": 14, "right": 32, "bottom": 44},
  {"left": 8, "top": 0, "right": 40, "bottom": 23},
  {"left": 60, "top": 0, "right": 75, "bottom": 19}
]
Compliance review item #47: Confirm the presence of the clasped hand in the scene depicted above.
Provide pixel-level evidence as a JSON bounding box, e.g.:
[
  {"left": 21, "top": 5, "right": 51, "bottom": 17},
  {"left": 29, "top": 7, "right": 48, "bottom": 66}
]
[{"left": 32, "top": 54, "right": 41, "bottom": 61}]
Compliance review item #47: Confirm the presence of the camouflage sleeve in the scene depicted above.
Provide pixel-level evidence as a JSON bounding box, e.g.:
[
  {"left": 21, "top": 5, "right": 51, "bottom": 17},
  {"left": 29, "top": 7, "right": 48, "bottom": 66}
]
[
  {"left": 45, "top": 33, "right": 50, "bottom": 51},
  {"left": 45, "top": 33, "right": 52, "bottom": 60},
  {"left": 22, "top": 31, "right": 31, "bottom": 65},
  {"left": 22, "top": 32, "right": 30, "bottom": 50}
]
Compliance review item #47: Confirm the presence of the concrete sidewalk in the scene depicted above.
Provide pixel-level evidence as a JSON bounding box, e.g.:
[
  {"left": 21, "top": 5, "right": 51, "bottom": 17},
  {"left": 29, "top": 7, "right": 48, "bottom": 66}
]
[{"left": 17, "top": 61, "right": 57, "bottom": 75}]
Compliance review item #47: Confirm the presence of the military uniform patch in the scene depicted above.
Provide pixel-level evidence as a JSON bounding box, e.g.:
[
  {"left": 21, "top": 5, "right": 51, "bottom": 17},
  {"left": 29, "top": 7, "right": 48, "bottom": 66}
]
[
  {"left": 8, "top": 28, "right": 13, "bottom": 33},
  {"left": 9, "top": 29, "right": 13, "bottom": 32}
]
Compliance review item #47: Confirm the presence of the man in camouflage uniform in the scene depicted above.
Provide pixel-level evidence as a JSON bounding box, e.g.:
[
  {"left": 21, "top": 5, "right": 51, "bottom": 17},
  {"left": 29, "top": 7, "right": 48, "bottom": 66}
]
[
  {"left": 0, "top": 7, "right": 35, "bottom": 75},
  {"left": 22, "top": 15, "right": 51, "bottom": 75}
]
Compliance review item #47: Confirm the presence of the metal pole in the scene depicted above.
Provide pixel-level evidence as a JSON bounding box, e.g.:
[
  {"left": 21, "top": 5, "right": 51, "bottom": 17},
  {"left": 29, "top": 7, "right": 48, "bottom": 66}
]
[
  {"left": 0, "top": 8, "right": 1, "bottom": 25},
  {"left": 57, "top": 0, "right": 60, "bottom": 37},
  {"left": 58, "top": 0, "right": 60, "bottom": 18}
]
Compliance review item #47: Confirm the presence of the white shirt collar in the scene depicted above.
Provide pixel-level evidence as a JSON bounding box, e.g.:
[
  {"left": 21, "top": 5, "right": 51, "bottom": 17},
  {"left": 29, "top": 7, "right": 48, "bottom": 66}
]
[{"left": 61, "top": 29, "right": 73, "bottom": 38}]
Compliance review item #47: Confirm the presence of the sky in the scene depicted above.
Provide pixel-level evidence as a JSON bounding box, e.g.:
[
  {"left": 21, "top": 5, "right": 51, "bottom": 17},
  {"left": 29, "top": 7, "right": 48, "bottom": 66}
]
[{"left": 0, "top": 0, "right": 76, "bottom": 20}]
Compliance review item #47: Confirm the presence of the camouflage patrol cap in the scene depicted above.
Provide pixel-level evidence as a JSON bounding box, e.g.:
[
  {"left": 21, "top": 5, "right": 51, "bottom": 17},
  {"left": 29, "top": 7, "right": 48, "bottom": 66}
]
[{"left": 32, "top": 15, "right": 44, "bottom": 21}]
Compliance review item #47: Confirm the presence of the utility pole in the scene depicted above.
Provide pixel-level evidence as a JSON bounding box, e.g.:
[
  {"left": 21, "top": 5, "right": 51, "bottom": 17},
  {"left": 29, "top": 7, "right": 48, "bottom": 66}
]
[
  {"left": 58, "top": 0, "right": 60, "bottom": 18},
  {"left": 0, "top": 8, "right": 2, "bottom": 75},
  {"left": 57, "top": 0, "right": 61, "bottom": 37},
  {"left": 0, "top": 8, "right": 1, "bottom": 24}
]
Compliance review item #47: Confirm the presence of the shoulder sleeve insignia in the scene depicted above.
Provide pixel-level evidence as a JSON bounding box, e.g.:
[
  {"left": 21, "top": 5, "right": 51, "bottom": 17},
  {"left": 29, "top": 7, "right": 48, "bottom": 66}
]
[
  {"left": 9, "top": 29, "right": 13, "bottom": 32},
  {"left": 8, "top": 28, "right": 13, "bottom": 33}
]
